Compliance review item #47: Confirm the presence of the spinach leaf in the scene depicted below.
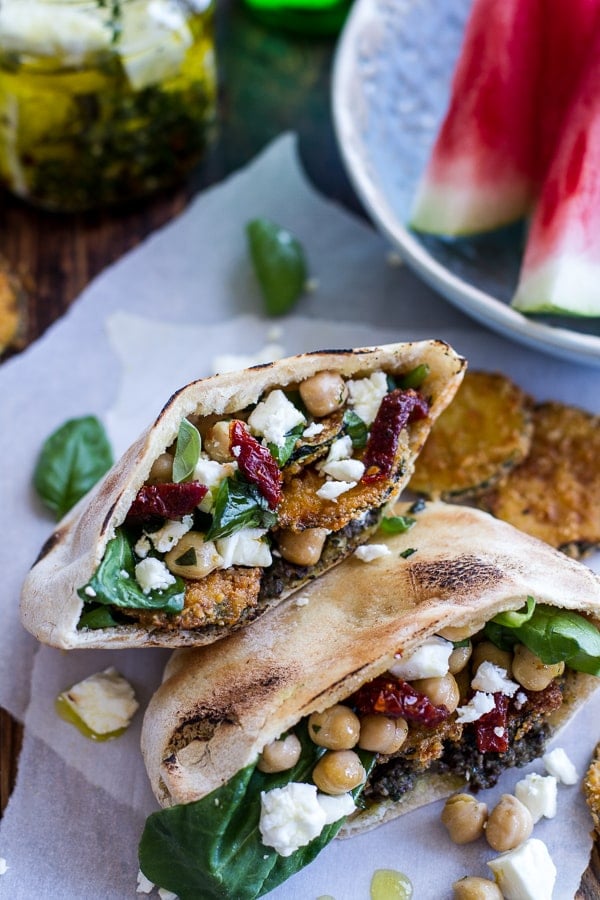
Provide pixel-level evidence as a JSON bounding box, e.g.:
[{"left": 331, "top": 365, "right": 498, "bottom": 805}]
[
  {"left": 77, "top": 528, "right": 185, "bottom": 614},
  {"left": 492, "top": 596, "right": 536, "bottom": 628},
  {"left": 379, "top": 515, "right": 416, "bottom": 535},
  {"left": 77, "top": 605, "right": 120, "bottom": 630},
  {"left": 268, "top": 424, "right": 305, "bottom": 467},
  {"left": 397, "top": 363, "right": 430, "bottom": 390},
  {"left": 485, "top": 601, "right": 600, "bottom": 675},
  {"left": 172, "top": 419, "right": 201, "bottom": 483},
  {"left": 205, "top": 475, "right": 278, "bottom": 541},
  {"left": 246, "top": 218, "right": 307, "bottom": 317},
  {"left": 139, "top": 722, "right": 376, "bottom": 900},
  {"left": 342, "top": 409, "right": 368, "bottom": 449},
  {"left": 33, "top": 416, "right": 113, "bottom": 520}
]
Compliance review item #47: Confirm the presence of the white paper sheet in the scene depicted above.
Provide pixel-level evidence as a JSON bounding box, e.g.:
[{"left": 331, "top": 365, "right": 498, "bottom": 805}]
[{"left": 1, "top": 134, "right": 599, "bottom": 899}]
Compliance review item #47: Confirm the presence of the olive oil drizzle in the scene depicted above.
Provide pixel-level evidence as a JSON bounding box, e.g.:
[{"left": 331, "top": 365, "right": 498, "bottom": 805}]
[{"left": 55, "top": 695, "right": 128, "bottom": 742}]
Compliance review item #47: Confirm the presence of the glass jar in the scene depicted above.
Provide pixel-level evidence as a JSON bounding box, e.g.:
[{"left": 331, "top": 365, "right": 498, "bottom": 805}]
[{"left": 0, "top": 0, "right": 217, "bottom": 212}]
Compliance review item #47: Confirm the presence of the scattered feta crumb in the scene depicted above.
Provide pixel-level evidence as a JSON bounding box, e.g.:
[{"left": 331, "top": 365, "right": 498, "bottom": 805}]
[
  {"left": 346, "top": 371, "right": 388, "bottom": 425},
  {"left": 136, "top": 869, "right": 154, "bottom": 894},
  {"left": 354, "top": 544, "right": 392, "bottom": 563},
  {"left": 214, "top": 798, "right": 220, "bottom": 806},
  {"left": 389, "top": 636, "right": 453, "bottom": 680},
  {"left": 514, "top": 691, "right": 528, "bottom": 709},
  {"left": 304, "top": 277, "right": 319, "bottom": 292},
  {"left": 455, "top": 692, "right": 496, "bottom": 724},
  {"left": 515, "top": 773, "right": 557, "bottom": 823},
  {"left": 323, "top": 435, "right": 353, "bottom": 464},
  {"left": 295, "top": 596, "right": 310, "bottom": 607},
  {"left": 216, "top": 528, "right": 272, "bottom": 568},
  {"left": 386, "top": 249, "right": 404, "bottom": 267},
  {"left": 0, "top": 858, "right": 8, "bottom": 876},
  {"left": 542, "top": 747, "right": 578, "bottom": 785},
  {"left": 322, "top": 458, "right": 365, "bottom": 482},
  {"left": 158, "top": 890, "right": 178, "bottom": 900},
  {"left": 84, "top": 585, "right": 97, "bottom": 597},
  {"left": 316, "top": 480, "right": 357, "bottom": 501},
  {"left": 471, "top": 661, "right": 520, "bottom": 697},
  {"left": 259, "top": 783, "right": 327, "bottom": 857},
  {"left": 487, "top": 838, "right": 556, "bottom": 900},
  {"left": 134, "top": 535, "right": 152, "bottom": 559},
  {"left": 494, "top": 727, "right": 505, "bottom": 738},
  {"left": 135, "top": 557, "right": 176, "bottom": 594},
  {"left": 119, "top": 568, "right": 130, "bottom": 579},
  {"left": 247, "top": 389, "right": 306, "bottom": 447},
  {"left": 317, "top": 791, "right": 356, "bottom": 824},
  {"left": 147, "top": 515, "right": 194, "bottom": 553},
  {"left": 60, "top": 667, "right": 139, "bottom": 735},
  {"left": 212, "top": 343, "right": 284, "bottom": 374},
  {"left": 303, "top": 422, "right": 324, "bottom": 438}
]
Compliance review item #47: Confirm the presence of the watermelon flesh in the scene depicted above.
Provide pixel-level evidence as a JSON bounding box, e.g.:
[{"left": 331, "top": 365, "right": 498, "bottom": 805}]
[
  {"left": 410, "top": 0, "right": 541, "bottom": 237},
  {"left": 512, "top": 26, "right": 600, "bottom": 317}
]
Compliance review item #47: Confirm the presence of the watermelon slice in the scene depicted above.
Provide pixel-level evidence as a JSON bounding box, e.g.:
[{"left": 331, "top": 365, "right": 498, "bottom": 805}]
[
  {"left": 512, "top": 26, "right": 600, "bottom": 317},
  {"left": 409, "top": 0, "right": 541, "bottom": 237}
]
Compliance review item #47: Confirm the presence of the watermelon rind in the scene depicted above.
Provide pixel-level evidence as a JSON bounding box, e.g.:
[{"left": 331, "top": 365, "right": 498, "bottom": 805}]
[{"left": 512, "top": 258, "right": 600, "bottom": 318}]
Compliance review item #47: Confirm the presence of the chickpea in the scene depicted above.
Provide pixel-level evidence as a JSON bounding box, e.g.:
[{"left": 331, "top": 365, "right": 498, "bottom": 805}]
[
  {"left": 312, "top": 749, "right": 365, "bottom": 795},
  {"left": 148, "top": 452, "right": 174, "bottom": 484},
  {"left": 448, "top": 641, "right": 472, "bottom": 675},
  {"left": 257, "top": 733, "right": 302, "bottom": 773},
  {"left": 299, "top": 371, "right": 348, "bottom": 417},
  {"left": 438, "top": 622, "right": 481, "bottom": 642},
  {"left": 454, "top": 667, "right": 472, "bottom": 702},
  {"left": 471, "top": 641, "right": 513, "bottom": 677},
  {"left": 164, "top": 533, "right": 223, "bottom": 579},
  {"left": 441, "top": 794, "right": 488, "bottom": 844},
  {"left": 204, "top": 421, "right": 233, "bottom": 462},
  {"left": 308, "top": 704, "right": 361, "bottom": 750},
  {"left": 452, "top": 877, "right": 503, "bottom": 900},
  {"left": 485, "top": 794, "right": 533, "bottom": 851},
  {"left": 412, "top": 673, "right": 460, "bottom": 713},
  {"left": 277, "top": 527, "right": 329, "bottom": 567},
  {"left": 512, "top": 644, "right": 565, "bottom": 692},
  {"left": 358, "top": 715, "right": 408, "bottom": 754}
]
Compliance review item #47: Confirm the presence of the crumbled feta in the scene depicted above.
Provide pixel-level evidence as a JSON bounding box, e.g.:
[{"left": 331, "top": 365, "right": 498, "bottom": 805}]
[
  {"left": 316, "top": 480, "right": 357, "bottom": 501},
  {"left": 212, "top": 343, "right": 285, "bottom": 374},
  {"left": 389, "top": 636, "right": 454, "bottom": 680},
  {"left": 487, "top": 838, "right": 556, "bottom": 900},
  {"left": 346, "top": 371, "right": 388, "bottom": 425},
  {"left": 317, "top": 791, "right": 356, "bottom": 824},
  {"left": 134, "top": 535, "right": 152, "bottom": 559},
  {"left": 60, "top": 667, "right": 139, "bottom": 735},
  {"left": 136, "top": 869, "right": 154, "bottom": 894},
  {"left": 542, "top": 747, "right": 578, "bottom": 785},
  {"left": 84, "top": 585, "right": 97, "bottom": 597},
  {"left": 303, "top": 422, "right": 324, "bottom": 438},
  {"left": 322, "top": 458, "right": 365, "bottom": 482},
  {"left": 247, "top": 390, "right": 306, "bottom": 447},
  {"left": 0, "top": 1, "right": 110, "bottom": 60},
  {"left": 514, "top": 691, "right": 528, "bottom": 709},
  {"left": 354, "top": 544, "right": 392, "bottom": 563},
  {"left": 146, "top": 515, "right": 194, "bottom": 553},
  {"left": 514, "top": 773, "right": 557, "bottom": 823},
  {"left": 0, "top": 858, "right": 7, "bottom": 876},
  {"left": 194, "top": 458, "right": 238, "bottom": 513},
  {"left": 323, "top": 435, "right": 353, "bottom": 464},
  {"left": 259, "top": 783, "right": 327, "bottom": 857},
  {"left": 157, "top": 890, "right": 178, "bottom": 900},
  {"left": 135, "top": 557, "right": 176, "bottom": 594},
  {"left": 455, "top": 692, "right": 496, "bottom": 724},
  {"left": 119, "top": 569, "right": 130, "bottom": 579},
  {"left": 494, "top": 726, "right": 505, "bottom": 738},
  {"left": 471, "top": 661, "right": 520, "bottom": 697},
  {"left": 216, "top": 528, "right": 272, "bottom": 568}
]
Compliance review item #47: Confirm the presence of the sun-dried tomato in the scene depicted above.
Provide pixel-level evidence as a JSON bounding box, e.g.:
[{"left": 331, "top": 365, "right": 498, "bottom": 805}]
[
  {"left": 475, "top": 693, "right": 509, "bottom": 753},
  {"left": 361, "top": 389, "right": 429, "bottom": 484},
  {"left": 125, "top": 481, "right": 208, "bottom": 524},
  {"left": 230, "top": 419, "right": 283, "bottom": 510},
  {"left": 351, "top": 676, "right": 450, "bottom": 727}
]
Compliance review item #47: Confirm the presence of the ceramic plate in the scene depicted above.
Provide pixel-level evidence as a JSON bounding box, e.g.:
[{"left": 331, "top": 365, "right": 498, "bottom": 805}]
[{"left": 332, "top": 0, "right": 600, "bottom": 367}]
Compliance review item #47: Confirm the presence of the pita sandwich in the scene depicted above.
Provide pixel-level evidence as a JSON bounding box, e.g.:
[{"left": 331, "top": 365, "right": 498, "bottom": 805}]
[
  {"left": 20, "top": 341, "right": 465, "bottom": 649},
  {"left": 139, "top": 501, "right": 600, "bottom": 899}
]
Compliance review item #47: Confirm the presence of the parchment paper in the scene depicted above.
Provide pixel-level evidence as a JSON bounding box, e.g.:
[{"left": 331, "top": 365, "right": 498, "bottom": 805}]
[{"left": 1, "top": 135, "right": 599, "bottom": 899}]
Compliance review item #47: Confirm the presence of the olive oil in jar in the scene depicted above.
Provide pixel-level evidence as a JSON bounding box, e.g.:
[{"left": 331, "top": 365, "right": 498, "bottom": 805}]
[{"left": 0, "top": 0, "right": 217, "bottom": 211}]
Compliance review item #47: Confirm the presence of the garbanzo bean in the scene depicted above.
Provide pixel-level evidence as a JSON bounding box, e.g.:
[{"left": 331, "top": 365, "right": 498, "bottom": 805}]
[
  {"left": 452, "top": 877, "right": 503, "bottom": 900},
  {"left": 441, "top": 793, "right": 488, "bottom": 844},
  {"left": 257, "top": 733, "right": 302, "bottom": 773},
  {"left": 299, "top": 371, "right": 348, "bottom": 417},
  {"left": 485, "top": 794, "right": 533, "bottom": 851},
  {"left": 148, "top": 452, "right": 174, "bottom": 484},
  {"left": 438, "top": 622, "right": 481, "bottom": 642},
  {"left": 204, "top": 421, "right": 233, "bottom": 462},
  {"left": 448, "top": 642, "right": 472, "bottom": 675},
  {"left": 277, "top": 527, "right": 329, "bottom": 567},
  {"left": 164, "top": 532, "right": 223, "bottom": 579},
  {"left": 412, "top": 673, "right": 460, "bottom": 713},
  {"left": 358, "top": 715, "right": 408, "bottom": 754},
  {"left": 471, "top": 641, "right": 513, "bottom": 677},
  {"left": 312, "top": 749, "right": 365, "bottom": 795},
  {"left": 512, "top": 644, "right": 565, "bottom": 692},
  {"left": 308, "top": 705, "right": 360, "bottom": 750}
]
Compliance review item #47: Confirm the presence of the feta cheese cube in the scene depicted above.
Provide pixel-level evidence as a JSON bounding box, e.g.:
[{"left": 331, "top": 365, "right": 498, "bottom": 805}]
[
  {"left": 259, "top": 783, "right": 326, "bottom": 856},
  {"left": 322, "top": 458, "right": 365, "bottom": 482},
  {"left": 389, "top": 636, "right": 454, "bottom": 681},
  {"left": 247, "top": 390, "right": 306, "bottom": 447},
  {"left": 303, "top": 422, "right": 324, "bottom": 438},
  {"left": 60, "top": 667, "right": 139, "bottom": 735},
  {"left": 346, "top": 371, "right": 388, "bottom": 425},
  {"left": 134, "top": 535, "right": 152, "bottom": 559},
  {"left": 134, "top": 557, "right": 176, "bottom": 594},
  {"left": 157, "top": 890, "right": 178, "bottom": 900},
  {"left": 146, "top": 515, "right": 194, "bottom": 553},
  {"left": 354, "top": 544, "right": 392, "bottom": 563},
  {"left": 487, "top": 838, "right": 556, "bottom": 900},
  {"left": 316, "top": 480, "right": 357, "bottom": 501},
  {"left": 136, "top": 869, "right": 154, "bottom": 894},
  {"left": 542, "top": 747, "right": 578, "bottom": 785},
  {"left": 216, "top": 528, "right": 272, "bottom": 568},
  {"left": 455, "top": 692, "right": 496, "bottom": 724},
  {"left": 323, "top": 435, "right": 353, "bottom": 464},
  {"left": 514, "top": 773, "right": 557, "bottom": 823},
  {"left": 471, "top": 661, "right": 520, "bottom": 697},
  {"left": 316, "top": 791, "right": 356, "bottom": 824}
]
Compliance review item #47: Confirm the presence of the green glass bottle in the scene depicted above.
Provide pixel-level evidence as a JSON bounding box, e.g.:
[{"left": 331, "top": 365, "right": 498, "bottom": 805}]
[{"left": 243, "top": 0, "right": 352, "bottom": 36}]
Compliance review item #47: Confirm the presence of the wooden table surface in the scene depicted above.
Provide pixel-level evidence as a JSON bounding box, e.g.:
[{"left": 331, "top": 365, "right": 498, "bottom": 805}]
[{"left": 0, "top": 2, "right": 599, "bottom": 895}]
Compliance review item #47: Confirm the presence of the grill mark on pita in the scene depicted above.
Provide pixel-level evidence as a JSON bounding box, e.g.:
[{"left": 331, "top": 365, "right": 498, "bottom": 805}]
[
  {"left": 408, "top": 555, "right": 504, "bottom": 600},
  {"left": 34, "top": 528, "right": 67, "bottom": 564}
]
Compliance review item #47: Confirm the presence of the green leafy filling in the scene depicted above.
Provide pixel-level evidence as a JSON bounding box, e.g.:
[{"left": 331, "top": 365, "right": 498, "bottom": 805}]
[
  {"left": 379, "top": 515, "right": 416, "bottom": 535},
  {"left": 172, "top": 419, "right": 201, "bottom": 484},
  {"left": 268, "top": 423, "right": 305, "bottom": 467},
  {"left": 206, "top": 474, "right": 278, "bottom": 541},
  {"left": 342, "top": 409, "right": 368, "bottom": 449}
]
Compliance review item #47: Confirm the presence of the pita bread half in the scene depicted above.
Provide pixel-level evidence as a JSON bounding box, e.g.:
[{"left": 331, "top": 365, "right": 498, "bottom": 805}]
[
  {"left": 141, "top": 501, "right": 600, "bottom": 824},
  {"left": 20, "top": 340, "right": 465, "bottom": 650}
]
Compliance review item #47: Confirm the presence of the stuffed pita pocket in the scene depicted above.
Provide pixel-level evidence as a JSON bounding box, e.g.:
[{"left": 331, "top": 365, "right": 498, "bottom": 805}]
[
  {"left": 21, "top": 341, "right": 464, "bottom": 650},
  {"left": 138, "top": 501, "right": 600, "bottom": 899}
]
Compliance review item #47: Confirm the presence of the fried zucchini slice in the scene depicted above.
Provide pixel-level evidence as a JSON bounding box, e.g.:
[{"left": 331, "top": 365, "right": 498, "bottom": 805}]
[
  {"left": 585, "top": 743, "right": 600, "bottom": 833},
  {"left": 479, "top": 402, "right": 600, "bottom": 558},
  {"left": 409, "top": 371, "right": 533, "bottom": 500}
]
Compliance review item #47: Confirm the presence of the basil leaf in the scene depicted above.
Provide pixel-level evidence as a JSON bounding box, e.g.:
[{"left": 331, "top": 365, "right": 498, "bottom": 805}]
[
  {"left": 205, "top": 476, "right": 278, "bottom": 541},
  {"left": 246, "top": 218, "right": 307, "bottom": 316},
  {"left": 77, "top": 605, "right": 120, "bottom": 630},
  {"left": 380, "top": 515, "right": 416, "bottom": 535},
  {"left": 493, "top": 597, "right": 536, "bottom": 628},
  {"left": 139, "top": 722, "right": 376, "bottom": 900},
  {"left": 397, "top": 363, "right": 430, "bottom": 390},
  {"left": 33, "top": 415, "right": 113, "bottom": 520},
  {"left": 172, "top": 419, "right": 201, "bottom": 484},
  {"left": 77, "top": 528, "right": 185, "bottom": 614},
  {"left": 268, "top": 424, "right": 304, "bottom": 467},
  {"left": 342, "top": 409, "right": 368, "bottom": 449},
  {"left": 399, "top": 548, "right": 416, "bottom": 559}
]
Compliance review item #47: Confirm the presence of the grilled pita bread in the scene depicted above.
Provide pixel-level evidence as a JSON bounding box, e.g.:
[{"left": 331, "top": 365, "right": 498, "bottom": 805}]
[{"left": 21, "top": 341, "right": 465, "bottom": 649}]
